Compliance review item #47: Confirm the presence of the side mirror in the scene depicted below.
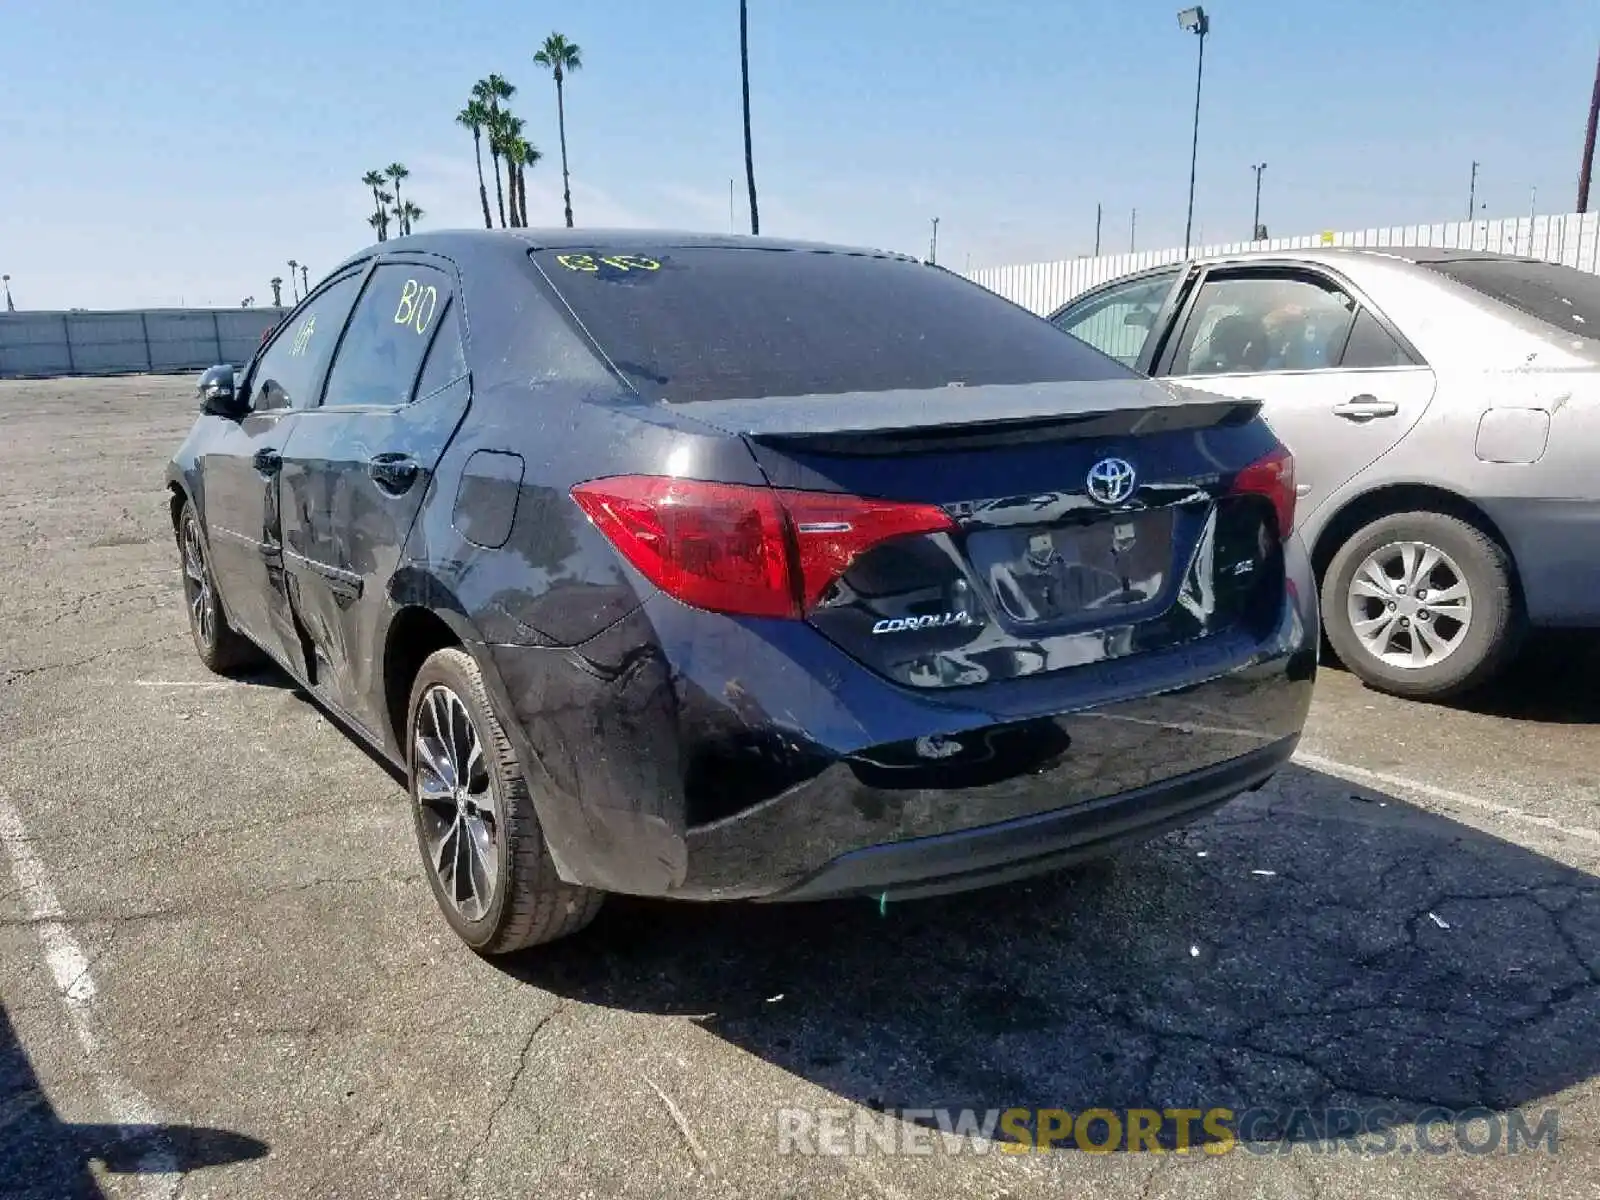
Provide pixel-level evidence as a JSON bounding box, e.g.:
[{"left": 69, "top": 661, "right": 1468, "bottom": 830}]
[{"left": 197, "top": 364, "right": 245, "bottom": 418}]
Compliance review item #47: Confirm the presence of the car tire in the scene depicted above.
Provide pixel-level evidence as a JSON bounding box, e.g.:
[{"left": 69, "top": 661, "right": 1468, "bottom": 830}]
[
  {"left": 406, "top": 647, "right": 604, "bottom": 954},
  {"left": 1322, "top": 511, "right": 1522, "bottom": 701},
  {"left": 177, "top": 500, "right": 261, "bottom": 674}
]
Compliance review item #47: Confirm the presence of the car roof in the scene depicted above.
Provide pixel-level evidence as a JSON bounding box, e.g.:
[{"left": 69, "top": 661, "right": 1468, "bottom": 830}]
[
  {"left": 328, "top": 228, "right": 918, "bottom": 277},
  {"left": 1188, "top": 245, "right": 1545, "bottom": 269}
]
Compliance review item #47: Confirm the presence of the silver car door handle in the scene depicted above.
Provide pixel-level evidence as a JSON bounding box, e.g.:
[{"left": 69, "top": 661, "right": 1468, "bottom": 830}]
[{"left": 1331, "top": 395, "right": 1399, "bottom": 421}]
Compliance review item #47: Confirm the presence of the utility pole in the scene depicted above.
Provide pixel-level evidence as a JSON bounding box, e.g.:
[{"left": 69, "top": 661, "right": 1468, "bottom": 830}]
[
  {"left": 1178, "top": 7, "right": 1210, "bottom": 254},
  {"left": 1251, "top": 162, "right": 1268, "bottom": 241},
  {"left": 729, "top": 179, "right": 736, "bottom": 234},
  {"left": 1130, "top": 208, "right": 1137, "bottom": 252},
  {"left": 1094, "top": 203, "right": 1102, "bottom": 256},
  {"left": 1580, "top": 41, "right": 1600, "bottom": 212},
  {"left": 929, "top": 217, "right": 939, "bottom": 265},
  {"left": 1467, "top": 161, "right": 1479, "bottom": 221}
]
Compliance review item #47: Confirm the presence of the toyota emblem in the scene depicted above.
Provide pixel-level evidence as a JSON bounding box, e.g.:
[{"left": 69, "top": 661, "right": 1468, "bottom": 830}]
[{"left": 1085, "top": 457, "right": 1137, "bottom": 506}]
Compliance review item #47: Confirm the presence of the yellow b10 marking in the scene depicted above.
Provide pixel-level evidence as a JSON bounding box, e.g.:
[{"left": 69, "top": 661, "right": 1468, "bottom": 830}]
[
  {"left": 393, "top": 278, "right": 439, "bottom": 335},
  {"left": 555, "top": 253, "right": 661, "bottom": 273}
]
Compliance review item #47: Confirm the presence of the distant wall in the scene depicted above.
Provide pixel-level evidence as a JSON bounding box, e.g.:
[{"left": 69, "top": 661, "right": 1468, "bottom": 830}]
[
  {"left": 0, "top": 308, "right": 289, "bottom": 379},
  {"left": 968, "top": 210, "right": 1600, "bottom": 316}
]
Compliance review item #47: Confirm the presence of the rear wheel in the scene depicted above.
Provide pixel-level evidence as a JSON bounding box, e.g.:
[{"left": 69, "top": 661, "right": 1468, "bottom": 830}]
[
  {"left": 406, "top": 647, "right": 604, "bottom": 954},
  {"left": 1322, "top": 511, "right": 1522, "bottom": 700},
  {"left": 177, "top": 501, "right": 260, "bottom": 673}
]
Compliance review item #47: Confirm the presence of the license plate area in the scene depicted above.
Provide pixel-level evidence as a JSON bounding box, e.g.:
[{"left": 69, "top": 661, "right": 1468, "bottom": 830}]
[{"left": 964, "top": 508, "right": 1178, "bottom": 630}]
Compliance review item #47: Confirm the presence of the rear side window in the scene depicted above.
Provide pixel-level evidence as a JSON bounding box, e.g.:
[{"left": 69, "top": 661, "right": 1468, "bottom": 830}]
[
  {"left": 322, "top": 263, "right": 455, "bottom": 408},
  {"left": 1421, "top": 259, "right": 1600, "bottom": 343},
  {"left": 1339, "top": 308, "right": 1419, "bottom": 369},
  {"left": 532, "top": 246, "right": 1135, "bottom": 403}
]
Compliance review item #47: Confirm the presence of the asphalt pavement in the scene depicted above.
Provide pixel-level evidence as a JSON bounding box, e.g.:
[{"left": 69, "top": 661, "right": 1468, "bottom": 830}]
[{"left": 1, "top": 376, "right": 1597, "bottom": 1199}]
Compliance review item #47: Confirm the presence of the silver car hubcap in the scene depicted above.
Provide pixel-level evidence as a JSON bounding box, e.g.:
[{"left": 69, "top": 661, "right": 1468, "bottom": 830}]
[
  {"left": 181, "top": 518, "right": 215, "bottom": 646},
  {"left": 414, "top": 685, "right": 498, "bottom": 922},
  {"left": 1346, "top": 540, "right": 1472, "bottom": 670}
]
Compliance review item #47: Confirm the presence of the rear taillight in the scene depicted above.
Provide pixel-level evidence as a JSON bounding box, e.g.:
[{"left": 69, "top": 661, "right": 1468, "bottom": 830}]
[
  {"left": 1230, "top": 446, "right": 1296, "bottom": 540},
  {"left": 571, "top": 475, "right": 956, "bottom": 619}
]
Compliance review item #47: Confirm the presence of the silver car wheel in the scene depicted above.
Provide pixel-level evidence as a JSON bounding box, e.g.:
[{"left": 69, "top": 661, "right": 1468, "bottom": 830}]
[
  {"left": 181, "top": 516, "right": 214, "bottom": 647},
  {"left": 1345, "top": 539, "right": 1472, "bottom": 670},
  {"left": 414, "top": 684, "right": 499, "bottom": 923}
]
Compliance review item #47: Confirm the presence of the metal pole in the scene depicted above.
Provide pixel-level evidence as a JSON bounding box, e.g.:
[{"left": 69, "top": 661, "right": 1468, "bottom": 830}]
[
  {"left": 1183, "top": 27, "right": 1206, "bottom": 254},
  {"left": 1094, "top": 203, "right": 1102, "bottom": 256},
  {"left": 1579, "top": 41, "right": 1600, "bottom": 213},
  {"left": 140, "top": 311, "right": 152, "bottom": 371},
  {"left": 1130, "top": 208, "right": 1137, "bottom": 252},
  {"left": 1251, "top": 163, "right": 1266, "bottom": 240},
  {"left": 729, "top": 179, "right": 736, "bottom": 234},
  {"left": 1468, "top": 161, "right": 1479, "bottom": 221},
  {"left": 929, "top": 217, "right": 939, "bottom": 265},
  {"left": 62, "top": 314, "right": 76, "bottom": 374}
]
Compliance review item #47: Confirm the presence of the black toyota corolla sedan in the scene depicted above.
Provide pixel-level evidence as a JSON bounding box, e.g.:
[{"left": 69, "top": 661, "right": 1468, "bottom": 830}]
[{"left": 167, "top": 230, "right": 1316, "bottom": 954}]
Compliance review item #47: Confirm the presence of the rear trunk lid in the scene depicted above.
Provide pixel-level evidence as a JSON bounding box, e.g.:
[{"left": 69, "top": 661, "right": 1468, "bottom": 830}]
[{"left": 675, "top": 379, "right": 1289, "bottom": 689}]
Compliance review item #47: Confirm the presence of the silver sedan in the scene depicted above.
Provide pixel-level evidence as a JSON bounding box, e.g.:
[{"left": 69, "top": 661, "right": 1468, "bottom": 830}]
[{"left": 1049, "top": 247, "right": 1600, "bottom": 700}]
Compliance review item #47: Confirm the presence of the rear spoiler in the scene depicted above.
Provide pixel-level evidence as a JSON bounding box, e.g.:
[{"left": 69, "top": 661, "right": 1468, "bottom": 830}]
[{"left": 670, "top": 379, "right": 1260, "bottom": 452}]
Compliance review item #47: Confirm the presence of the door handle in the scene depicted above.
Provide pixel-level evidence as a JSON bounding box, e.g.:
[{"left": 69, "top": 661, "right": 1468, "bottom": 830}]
[
  {"left": 368, "top": 453, "right": 420, "bottom": 495},
  {"left": 252, "top": 447, "right": 282, "bottom": 474},
  {"left": 1331, "top": 394, "right": 1400, "bottom": 421}
]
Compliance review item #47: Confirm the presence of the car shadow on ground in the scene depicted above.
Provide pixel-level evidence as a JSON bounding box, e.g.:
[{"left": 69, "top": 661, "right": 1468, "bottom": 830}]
[
  {"left": 0, "top": 1004, "right": 268, "bottom": 1198},
  {"left": 503, "top": 764, "right": 1600, "bottom": 1150}
]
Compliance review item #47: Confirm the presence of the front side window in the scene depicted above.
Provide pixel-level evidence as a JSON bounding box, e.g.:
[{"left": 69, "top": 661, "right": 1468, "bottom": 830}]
[
  {"left": 531, "top": 245, "right": 1137, "bottom": 403},
  {"left": 322, "top": 263, "right": 457, "bottom": 408},
  {"left": 1051, "top": 269, "right": 1180, "bottom": 368},
  {"left": 250, "top": 272, "right": 365, "bottom": 411},
  {"left": 1169, "top": 274, "right": 1357, "bottom": 377}
]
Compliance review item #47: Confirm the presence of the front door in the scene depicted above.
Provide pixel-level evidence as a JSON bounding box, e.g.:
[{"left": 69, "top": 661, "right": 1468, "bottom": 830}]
[
  {"left": 202, "top": 269, "right": 367, "bottom": 671},
  {"left": 277, "top": 258, "right": 471, "bottom": 736},
  {"left": 1160, "top": 267, "right": 1437, "bottom": 530}
]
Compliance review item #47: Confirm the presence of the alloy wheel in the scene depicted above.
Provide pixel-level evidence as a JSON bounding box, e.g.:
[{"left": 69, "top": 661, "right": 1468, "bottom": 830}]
[
  {"left": 1345, "top": 539, "right": 1472, "bottom": 670},
  {"left": 414, "top": 685, "right": 499, "bottom": 923},
  {"left": 181, "top": 516, "right": 215, "bottom": 647}
]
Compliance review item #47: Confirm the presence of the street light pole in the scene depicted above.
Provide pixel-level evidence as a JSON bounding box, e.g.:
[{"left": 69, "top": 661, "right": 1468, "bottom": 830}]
[
  {"left": 1178, "top": 7, "right": 1210, "bottom": 256},
  {"left": 1467, "top": 161, "right": 1479, "bottom": 221},
  {"left": 1251, "top": 162, "right": 1268, "bottom": 241},
  {"left": 929, "top": 217, "right": 939, "bottom": 265}
]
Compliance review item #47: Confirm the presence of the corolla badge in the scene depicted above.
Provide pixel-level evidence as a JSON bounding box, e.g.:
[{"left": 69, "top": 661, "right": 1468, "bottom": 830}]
[
  {"left": 872, "top": 612, "right": 973, "bottom": 635},
  {"left": 1085, "top": 457, "right": 1138, "bottom": 506}
]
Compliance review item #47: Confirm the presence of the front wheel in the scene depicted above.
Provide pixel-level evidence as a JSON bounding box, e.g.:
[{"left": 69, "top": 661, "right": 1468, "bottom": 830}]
[
  {"left": 406, "top": 647, "right": 604, "bottom": 954},
  {"left": 176, "top": 500, "right": 260, "bottom": 673},
  {"left": 1321, "top": 511, "right": 1522, "bottom": 700}
]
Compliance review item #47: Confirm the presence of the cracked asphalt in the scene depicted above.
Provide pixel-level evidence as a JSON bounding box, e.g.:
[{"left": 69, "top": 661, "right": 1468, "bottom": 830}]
[{"left": 2, "top": 376, "right": 1599, "bottom": 1199}]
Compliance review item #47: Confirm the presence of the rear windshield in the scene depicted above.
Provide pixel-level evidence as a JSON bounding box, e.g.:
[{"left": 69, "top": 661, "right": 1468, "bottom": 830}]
[
  {"left": 531, "top": 246, "right": 1136, "bottom": 403},
  {"left": 1421, "top": 259, "right": 1600, "bottom": 343}
]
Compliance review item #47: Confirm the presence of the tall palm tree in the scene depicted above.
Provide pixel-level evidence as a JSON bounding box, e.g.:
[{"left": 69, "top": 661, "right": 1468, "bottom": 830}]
[
  {"left": 500, "top": 115, "right": 532, "bottom": 228},
  {"left": 473, "top": 74, "right": 516, "bottom": 227},
  {"left": 400, "top": 201, "right": 424, "bottom": 232},
  {"left": 533, "top": 33, "right": 582, "bottom": 228},
  {"left": 514, "top": 136, "right": 541, "bottom": 227},
  {"left": 739, "top": 1, "right": 759, "bottom": 234},
  {"left": 386, "top": 163, "right": 411, "bottom": 235},
  {"left": 287, "top": 259, "right": 299, "bottom": 302},
  {"left": 489, "top": 111, "right": 515, "bottom": 228},
  {"left": 366, "top": 213, "right": 385, "bottom": 243},
  {"left": 456, "top": 99, "right": 495, "bottom": 229},
  {"left": 361, "top": 169, "right": 389, "bottom": 239},
  {"left": 375, "top": 191, "right": 393, "bottom": 241}
]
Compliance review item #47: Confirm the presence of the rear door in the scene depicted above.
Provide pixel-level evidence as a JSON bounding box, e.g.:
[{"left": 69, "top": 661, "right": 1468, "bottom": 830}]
[
  {"left": 277, "top": 258, "right": 471, "bottom": 735},
  {"left": 202, "top": 268, "right": 366, "bottom": 674},
  {"left": 1158, "top": 265, "right": 1437, "bottom": 530}
]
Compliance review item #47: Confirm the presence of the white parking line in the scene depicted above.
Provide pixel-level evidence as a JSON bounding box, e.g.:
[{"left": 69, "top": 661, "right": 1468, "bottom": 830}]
[
  {"left": 1293, "top": 750, "right": 1600, "bottom": 847},
  {"left": 0, "top": 788, "right": 179, "bottom": 1197}
]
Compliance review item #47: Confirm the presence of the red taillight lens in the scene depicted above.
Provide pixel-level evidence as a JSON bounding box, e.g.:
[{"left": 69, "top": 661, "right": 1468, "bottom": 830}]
[
  {"left": 571, "top": 475, "right": 956, "bottom": 619},
  {"left": 1231, "top": 446, "right": 1296, "bottom": 540}
]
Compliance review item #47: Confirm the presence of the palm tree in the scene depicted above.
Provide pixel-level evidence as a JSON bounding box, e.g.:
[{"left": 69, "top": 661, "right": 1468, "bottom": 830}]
[
  {"left": 515, "top": 137, "right": 540, "bottom": 227},
  {"left": 300, "top": 265, "right": 309, "bottom": 296},
  {"left": 386, "top": 163, "right": 411, "bottom": 235},
  {"left": 375, "top": 191, "right": 393, "bottom": 241},
  {"left": 739, "top": 1, "right": 759, "bottom": 234},
  {"left": 534, "top": 33, "right": 582, "bottom": 228},
  {"left": 287, "top": 259, "right": 299, "bottom": 302},
  {"left": 456, "top": 99, "right": 495, "bottom": 228},
  {"left": 473, "top": 74, "right": 516, "bottom": 227},
  {"left": 400, "top": 201, "right": 424, "bottom": 232},
  {"left": 489, "top": 112, "right": 515, "bottom": 227},
  {"left": 366, "top": 213, "right": 385, "bottom": 244},
  {"left": 362, "top": 169, "right": 388, "bottom": 238},
  {"left": 499, "top": 114, "right": 532, "bottom": 228}
]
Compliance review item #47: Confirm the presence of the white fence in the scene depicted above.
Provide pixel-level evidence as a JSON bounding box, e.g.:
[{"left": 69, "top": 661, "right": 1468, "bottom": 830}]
[
  {"left": 967, "top": 211, "right": 1600, "bottom": 317},
  {"left": 0, "top": 308, "right": 288, "bottom": 380}
]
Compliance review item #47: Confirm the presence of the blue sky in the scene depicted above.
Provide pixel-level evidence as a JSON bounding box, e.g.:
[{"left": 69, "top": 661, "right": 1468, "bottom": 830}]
[{"left": 1, "top": 0, "right": 1596, "bottom": 309}]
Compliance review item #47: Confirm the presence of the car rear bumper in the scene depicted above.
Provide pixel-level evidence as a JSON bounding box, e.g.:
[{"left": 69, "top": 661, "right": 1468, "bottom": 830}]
[
  {"left": 765, "top": 735, "right": 1296, "bottom": 902},
  {"left": 1478, "top": 496, "right": 1600, "bottom": 627},
  {"left": 477, "top": 544, "right": 1318, "bottom": 901}
]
